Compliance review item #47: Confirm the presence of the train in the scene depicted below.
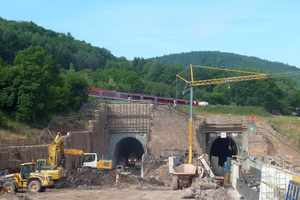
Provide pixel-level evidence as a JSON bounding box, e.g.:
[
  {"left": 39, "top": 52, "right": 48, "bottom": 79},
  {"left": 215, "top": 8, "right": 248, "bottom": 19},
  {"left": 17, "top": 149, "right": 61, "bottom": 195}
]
[{"left": 87, "top": 87, "right": 209, "bottom": 107}]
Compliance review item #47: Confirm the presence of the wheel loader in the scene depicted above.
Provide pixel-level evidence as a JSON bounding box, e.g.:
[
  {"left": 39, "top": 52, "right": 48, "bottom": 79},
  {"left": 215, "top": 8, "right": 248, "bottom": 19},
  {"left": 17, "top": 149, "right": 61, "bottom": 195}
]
[{"left": 0, "top": 162, "right": 54, "bottom": 193}]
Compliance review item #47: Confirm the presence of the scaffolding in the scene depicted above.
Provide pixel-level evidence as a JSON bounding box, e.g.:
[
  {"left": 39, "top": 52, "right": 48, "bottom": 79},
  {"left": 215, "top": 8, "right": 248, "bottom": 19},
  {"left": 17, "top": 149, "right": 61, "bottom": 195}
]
[{"left": 260, "top": 165, "right": 286, "bottom": 200}]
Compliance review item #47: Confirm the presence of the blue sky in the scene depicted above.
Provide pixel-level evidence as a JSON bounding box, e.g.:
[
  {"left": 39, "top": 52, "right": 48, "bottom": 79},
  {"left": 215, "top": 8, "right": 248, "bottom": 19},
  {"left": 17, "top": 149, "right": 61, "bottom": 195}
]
[{"left": 1, "top": 0, "right": 300, "bottom": 68}]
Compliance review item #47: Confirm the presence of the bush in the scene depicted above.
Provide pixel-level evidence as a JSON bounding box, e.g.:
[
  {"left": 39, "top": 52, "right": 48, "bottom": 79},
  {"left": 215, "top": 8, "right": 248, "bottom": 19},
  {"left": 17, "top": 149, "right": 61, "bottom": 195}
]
[{"left": 0, "top": 110, "right": 7, "bottom": 128}]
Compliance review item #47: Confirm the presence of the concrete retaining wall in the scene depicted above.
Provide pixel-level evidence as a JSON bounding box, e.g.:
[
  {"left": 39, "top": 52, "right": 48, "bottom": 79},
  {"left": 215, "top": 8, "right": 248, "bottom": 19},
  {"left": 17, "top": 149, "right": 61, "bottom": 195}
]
[
  {"left": 88, "top": 103, "right": 109, "bottom": 157},
  {"left": 0, "top": 151, "right": 9, "bottom": 170},
  {"left": 0, "top": 145, "right": 49, "bottom": 172},
  {"left": 0, "top": 143, "right": 84, "bottom": 172},
  {"left": 63, "top": 131, "right": 92, "bottom": 153}
]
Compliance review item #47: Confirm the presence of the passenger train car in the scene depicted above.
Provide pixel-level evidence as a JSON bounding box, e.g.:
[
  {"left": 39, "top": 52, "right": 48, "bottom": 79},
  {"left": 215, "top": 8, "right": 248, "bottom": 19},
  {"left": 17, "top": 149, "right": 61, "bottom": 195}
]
[{"left": 87, "top": 87, "right": 209, "bottom": 107}]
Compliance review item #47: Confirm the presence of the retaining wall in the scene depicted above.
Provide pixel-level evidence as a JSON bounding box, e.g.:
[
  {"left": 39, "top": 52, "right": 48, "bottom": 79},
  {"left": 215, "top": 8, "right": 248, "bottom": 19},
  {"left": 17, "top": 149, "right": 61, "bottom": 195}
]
[
  {"left": 0, "top": 145, "right": 48, "bottom": 172},
  {"left": 88, "top": 103, "right": 109, "bottom": 157}
]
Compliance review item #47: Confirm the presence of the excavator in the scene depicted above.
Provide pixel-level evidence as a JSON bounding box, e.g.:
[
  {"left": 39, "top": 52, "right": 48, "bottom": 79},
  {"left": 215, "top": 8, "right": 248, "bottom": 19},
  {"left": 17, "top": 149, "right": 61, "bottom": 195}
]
[
  {"left": 56, "top": 148, "right": 113, "bottom": 174},
  {"left": 38, "top": 132, "right": 113, "bottom": 188},
  {"left": 79, "top": 153, "right": 113, "bottom": 174},
  {"left": 37, "top": 132, "right": 67, "bottom": 188}
]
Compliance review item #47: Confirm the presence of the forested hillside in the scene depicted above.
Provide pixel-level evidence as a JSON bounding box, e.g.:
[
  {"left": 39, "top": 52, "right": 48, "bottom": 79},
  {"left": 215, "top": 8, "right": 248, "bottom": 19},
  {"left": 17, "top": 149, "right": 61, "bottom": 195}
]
[
  {"left": 0, "top": 17, "right": 115, "bottom": 71},
  {"left": 0, "top": 17, "right": 300, "bottom": 126},
  {"left": 151, "top": 51, "right": 300, "bottom": 85}
]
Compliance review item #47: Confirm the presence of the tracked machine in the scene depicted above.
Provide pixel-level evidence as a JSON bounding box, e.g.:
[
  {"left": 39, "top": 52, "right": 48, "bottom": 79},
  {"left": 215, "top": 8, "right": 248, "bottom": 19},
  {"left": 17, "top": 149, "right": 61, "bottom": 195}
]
[
  {"left": 37, "top": 132, "right": 67, "bottom": 188},
  {"left": 79, "top": 153, "right": 113, "bottom": 175}
]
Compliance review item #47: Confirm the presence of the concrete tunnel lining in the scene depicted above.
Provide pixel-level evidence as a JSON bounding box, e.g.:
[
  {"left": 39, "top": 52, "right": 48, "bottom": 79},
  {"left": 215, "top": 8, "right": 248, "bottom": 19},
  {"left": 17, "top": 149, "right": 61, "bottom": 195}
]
[
  {"left": 210, "top": 136, "right": 238, "bottom": 167},
  {"left": 114, "top": 137, "right": 145, "bottom": 165},
  {"left": 108, "top": 132, "right": 147, "bottom": 167}
]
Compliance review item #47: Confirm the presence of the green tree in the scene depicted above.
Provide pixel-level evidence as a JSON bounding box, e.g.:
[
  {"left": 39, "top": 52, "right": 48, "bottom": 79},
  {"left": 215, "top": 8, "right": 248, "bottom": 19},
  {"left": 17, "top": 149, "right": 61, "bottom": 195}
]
[
  {"left": 124, "top": 72, "right": 144, "bottom": 93},
  {"left": 0, "top": 46, "right": 60, "bottom": 122},
  {"left": 64, "top": 73, "right": 89, "bottom": 109}
]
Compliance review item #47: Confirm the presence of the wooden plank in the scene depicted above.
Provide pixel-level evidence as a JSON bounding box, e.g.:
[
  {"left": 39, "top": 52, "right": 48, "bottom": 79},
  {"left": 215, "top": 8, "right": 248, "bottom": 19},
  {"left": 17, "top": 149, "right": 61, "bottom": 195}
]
[
  {"left": 223, "top": 172, "right": 229, "bottom": 186},
  {"left": 199, "top": 155, "right": 215, "bottom": 179}
]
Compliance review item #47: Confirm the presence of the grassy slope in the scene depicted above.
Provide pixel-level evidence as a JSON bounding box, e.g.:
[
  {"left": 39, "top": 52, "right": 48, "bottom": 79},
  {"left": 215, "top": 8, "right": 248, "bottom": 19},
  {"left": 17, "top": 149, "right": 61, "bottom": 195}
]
[{"left": 0, "top": 121, "right": 40, "bottom": 140}]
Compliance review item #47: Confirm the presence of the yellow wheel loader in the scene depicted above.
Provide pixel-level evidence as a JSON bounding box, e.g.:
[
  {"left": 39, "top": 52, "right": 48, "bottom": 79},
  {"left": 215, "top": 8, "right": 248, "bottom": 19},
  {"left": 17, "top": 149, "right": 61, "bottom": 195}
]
[{"left": 0, "top": 162, "right": 54, "bottom": 193}]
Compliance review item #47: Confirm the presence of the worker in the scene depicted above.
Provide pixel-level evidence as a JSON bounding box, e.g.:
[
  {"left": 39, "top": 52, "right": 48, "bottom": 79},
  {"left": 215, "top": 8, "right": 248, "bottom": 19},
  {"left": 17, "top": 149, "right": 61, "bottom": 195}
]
[{"left": 116, "top": 173, "right": 120, "bottom": 186}]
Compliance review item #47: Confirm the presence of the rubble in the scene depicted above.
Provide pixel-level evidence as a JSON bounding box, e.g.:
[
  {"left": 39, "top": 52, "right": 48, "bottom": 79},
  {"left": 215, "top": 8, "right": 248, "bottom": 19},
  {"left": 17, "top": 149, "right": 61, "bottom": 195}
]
[
  {"left": 61, "top": 170, "right": 165, "bottom": 189},
  {"left": 181, "top": 187, "right": 196, "bottom": 198},
  {"left": 198, "top": 188, "right": 236, "bottom": 200}
]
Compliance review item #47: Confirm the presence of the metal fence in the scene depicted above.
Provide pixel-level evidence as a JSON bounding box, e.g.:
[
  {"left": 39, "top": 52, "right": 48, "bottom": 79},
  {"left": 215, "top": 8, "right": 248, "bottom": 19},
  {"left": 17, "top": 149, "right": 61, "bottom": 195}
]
[{"left": 286, "top": 180, "right": 300, "bottom": 200}]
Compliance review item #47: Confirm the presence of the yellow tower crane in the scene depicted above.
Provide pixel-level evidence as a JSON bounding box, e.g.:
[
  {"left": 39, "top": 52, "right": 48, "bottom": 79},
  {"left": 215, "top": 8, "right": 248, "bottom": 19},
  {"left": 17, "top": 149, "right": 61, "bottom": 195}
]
[{"left": 177, "top": 64, "right": 300, "bottom": 164}]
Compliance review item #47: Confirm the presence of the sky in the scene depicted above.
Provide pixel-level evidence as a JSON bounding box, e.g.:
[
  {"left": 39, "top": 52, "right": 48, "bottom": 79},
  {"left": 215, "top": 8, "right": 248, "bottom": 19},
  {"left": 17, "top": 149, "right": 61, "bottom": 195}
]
[{"left": 0, "top": 0, "right": 300, "bottom": 68}]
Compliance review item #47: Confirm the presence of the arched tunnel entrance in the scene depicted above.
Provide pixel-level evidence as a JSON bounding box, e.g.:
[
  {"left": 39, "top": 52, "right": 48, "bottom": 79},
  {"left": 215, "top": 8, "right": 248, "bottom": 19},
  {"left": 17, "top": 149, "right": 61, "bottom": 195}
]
[
  {"left": 114, "top": 137, "right": 145, "bottom": 166},
  {"left": 210, "top": 137, "right": 238, "bottom": 175}
]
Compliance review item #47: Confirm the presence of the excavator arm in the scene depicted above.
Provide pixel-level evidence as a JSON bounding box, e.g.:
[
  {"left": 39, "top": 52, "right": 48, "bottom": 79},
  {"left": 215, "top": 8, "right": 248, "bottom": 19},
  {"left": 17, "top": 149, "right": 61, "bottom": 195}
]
[
  {"left": 47, "top": 132, "right": 65, "bottom": 167},
  {"left": 57, "top": 149, "right": 84, "bottom": 156}
]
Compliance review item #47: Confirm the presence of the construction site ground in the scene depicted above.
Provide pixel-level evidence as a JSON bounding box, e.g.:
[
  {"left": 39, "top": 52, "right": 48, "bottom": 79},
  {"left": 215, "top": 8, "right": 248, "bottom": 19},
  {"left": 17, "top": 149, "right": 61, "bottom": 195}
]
[{"left": 0, "top": 170, "right": 240, "bottom": 200}]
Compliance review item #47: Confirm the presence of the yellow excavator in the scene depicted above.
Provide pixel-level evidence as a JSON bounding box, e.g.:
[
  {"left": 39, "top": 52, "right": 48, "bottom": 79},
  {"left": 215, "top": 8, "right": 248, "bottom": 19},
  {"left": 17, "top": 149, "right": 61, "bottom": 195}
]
[
  {"left": 37, "top": 132, "right": 66, "bottom": 188},
  {"left": 0, "top": 162, "right": 54, "bottom": 193},
  {"left": 38, "top": 132, "right": 113, "bottom": 188}
]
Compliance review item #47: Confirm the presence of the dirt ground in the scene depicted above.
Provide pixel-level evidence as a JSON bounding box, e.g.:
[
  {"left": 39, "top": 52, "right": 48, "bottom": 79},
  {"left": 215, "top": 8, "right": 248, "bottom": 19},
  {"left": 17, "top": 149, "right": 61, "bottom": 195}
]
[
  {"left": 0, "top": 170, "right": 240, "bottom": 200},
  {"left": 0, "top": 187, "right": 240, "bottom": 200}
]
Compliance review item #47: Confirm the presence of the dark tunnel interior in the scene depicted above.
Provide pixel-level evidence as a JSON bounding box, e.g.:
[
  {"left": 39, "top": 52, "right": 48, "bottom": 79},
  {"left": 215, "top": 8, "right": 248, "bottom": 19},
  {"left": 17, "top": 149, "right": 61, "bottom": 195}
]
[
  {"left": 210, "top": 137, "right": 237, "bottom": 166},
  {"left": 114, "top": 137, "right": 144, "bottom": 164}
]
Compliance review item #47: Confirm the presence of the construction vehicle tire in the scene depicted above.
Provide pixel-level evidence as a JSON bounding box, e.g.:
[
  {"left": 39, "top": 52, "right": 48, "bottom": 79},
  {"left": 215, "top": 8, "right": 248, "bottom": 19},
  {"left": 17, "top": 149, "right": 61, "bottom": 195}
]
[
  {"left": 172, "top": 177, "right": 179, "bottom": 190},
  {"left": 28, "top": 180, "right": 41, "bottom": 193},
  {"left": 104, "top": 170, "right": 110, "bottom": 176},
  {"left": 3, "top": 182, "right": 16, "bottom": 193}
]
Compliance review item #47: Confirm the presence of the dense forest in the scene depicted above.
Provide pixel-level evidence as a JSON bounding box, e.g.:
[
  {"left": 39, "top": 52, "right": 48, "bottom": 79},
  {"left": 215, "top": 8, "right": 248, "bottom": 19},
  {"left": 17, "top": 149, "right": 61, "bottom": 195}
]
[
  {"left": 0, "top": 17, "right": 300, "bottom": 125},
  {"left": 151, "top": 51, "right": 300, "bottom": 85}
]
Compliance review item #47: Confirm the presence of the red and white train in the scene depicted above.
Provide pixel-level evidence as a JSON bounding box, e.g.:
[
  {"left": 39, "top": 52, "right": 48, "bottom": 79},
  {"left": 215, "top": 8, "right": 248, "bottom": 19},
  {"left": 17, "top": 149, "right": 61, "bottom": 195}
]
[{"left": 87, "top": 87, "right": 208, "bottom": 107}]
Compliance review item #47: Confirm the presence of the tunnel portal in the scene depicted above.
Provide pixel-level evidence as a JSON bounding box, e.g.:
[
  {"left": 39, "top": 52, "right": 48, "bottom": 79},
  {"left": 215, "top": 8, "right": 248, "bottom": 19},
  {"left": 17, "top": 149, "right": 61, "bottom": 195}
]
[
  {"left": 108, "top": 132, "right": 147, "bottom": 167},
  {"left": 114, "top": 137, "right": 145, "bottom": 165},
  {"left": 210, "top": 136, "right": 238, "bottom": 167}
]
